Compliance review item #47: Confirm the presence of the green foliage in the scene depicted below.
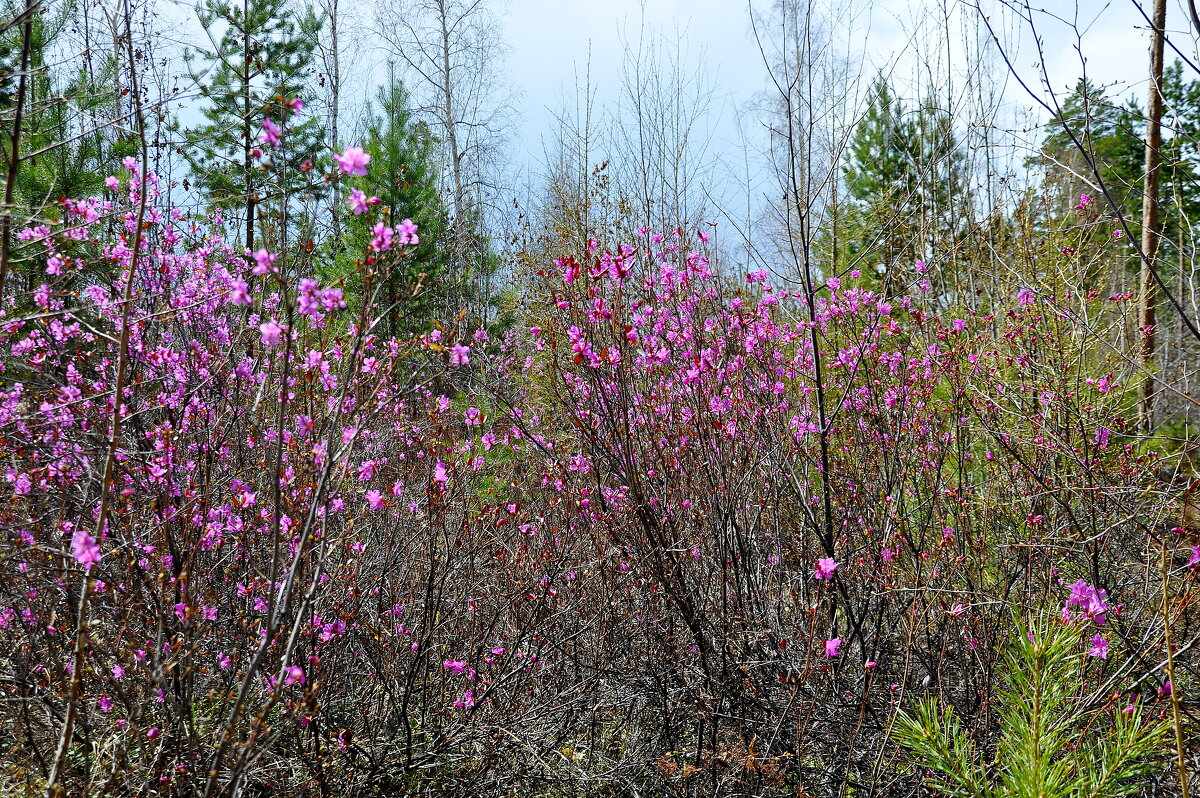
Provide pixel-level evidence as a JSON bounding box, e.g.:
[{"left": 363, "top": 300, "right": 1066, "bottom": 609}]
[
  {"left": 843, "top": 78, "right": 916, "bottom": 206},
  {"left": 1035, "top": 68, "right": 1200, "bottom": 299},
  {"left": 181, "top": 0, "right": 324, "bottom": 248},
  {"left": 1161, "top": 61, "right": 1200, "bottom": 223},
  {"left": 1156, "top": 61, "right": 1200, "bottom": 320},
  {"left": 833, "top": 76, "right": 967, "bottom": 290},
  {"left": 331, "top": 77, "right": 450, "bottom": 336},
  {"left": 893, "top": 613, "right": 1167, "bottom": 798},
  {"left": 0, "top": 9, "right": 21, "bottom": 112},
  {"left": 0, "top": 0, "right": 130, "bottom": 287},
  {"left": 1, "top": 1, "right": 127, "bottom": 201},
  {"left": 1039, "top": 77, "right": 1144, "bottom": 218}
]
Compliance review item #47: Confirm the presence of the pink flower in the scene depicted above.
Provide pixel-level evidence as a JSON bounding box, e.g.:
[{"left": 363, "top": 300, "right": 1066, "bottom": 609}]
[
  {"left": 104, "top": 176, "right": 120, "bottom": 191},
  {"left": 443, "top": 660, "right": 467, "bottom": 675},
  {"left": 1064, "top": 579, "right": 1109, "bottom": 625},
  {"left": 432, "top": 460, "right": 448, "bottom": 487},
  {"left": 251, "top": 249, "right": 277, "bottom": 275},
  {"left": 1017, "top": 288, "right": 1036, "bottom": 306},
  {"left": 365, "top": 489, "right": 386, "bottom": 510},
  {"left": 284, "top": 665, "right": 305, "bottom": 686},
  {"left": 71, "top": 528, "right": 101, "bottom": 571},
  {"left": 346, "top": 188, "right": 378, "bottom": 215},
  {"left": 112, "top": 665, "right": 125, "bottom": 679},
  {"left": 261, "top": 117, "right": 282, "bottom": 148},
  {"left": 228, "top": 277, "right": 251, "bottom": 306},
  {"left": 370, "top": 222, "right": 394, "bottom": 252},
  {"left": 814, "top": 557, "right": 838, "bottom": 580},
  {"left": 396, "top": 218, "right": 419, "bottom": 245},
  {"left": 1188, "top": 546, "right": 1200, "bottom": 569},
  {"left": 1088, "top": 633, "right": 1109, "bottom": 659},
  {"left": 824, "top": 638, "right": 841, "bottom": 658},
  {"left": 259, "top": 319, "right": 285, "bottom": 347},
  {"left": 449, "top": 343, "right": 470, "bottom": 366},
  {"left": 334, "top": 146, "right": 371, "bottom": 176},
  {"left": 286, "top": 97, "right": 305, "bottom": 114},
  {"left": 347, "top": 189, "right": 368, "bottom": 215}
]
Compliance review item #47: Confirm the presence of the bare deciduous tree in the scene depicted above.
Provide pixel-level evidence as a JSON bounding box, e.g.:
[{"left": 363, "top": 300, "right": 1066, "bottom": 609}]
[
  {"left": 611, "top": 15, "right": 717, "bottom": 238},
  {"left": 376, "top": 0, "right": 512, "bottom": 320}
]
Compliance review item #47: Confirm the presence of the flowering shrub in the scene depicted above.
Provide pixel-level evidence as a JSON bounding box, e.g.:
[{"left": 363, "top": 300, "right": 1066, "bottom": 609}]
[{"left": 0, "top": 153, "right": 1194, "bottom": 796}]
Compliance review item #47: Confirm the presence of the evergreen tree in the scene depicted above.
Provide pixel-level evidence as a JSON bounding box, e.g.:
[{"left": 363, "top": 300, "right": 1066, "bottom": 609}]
[
  {"left": 1039, "top": 77, "right": 1144, "bottom": 217},
  {"left": 0, "top": 0, "right": 129, "bottom": 289},
  {"left": 0, "top": 11, "right": 20, "bottom": 112},
  {"left": 844, "top": 78, "right": 916, "bottom": 208},
  {"left": 332, "top": 75, "right": 450, "bottom": 337},
  {"left": 1034, "top": 78, "right": 1146, "bottom": 295},
  {"left": 834, "top": 77, "right": 966, "bottom": 293},
  {"left": 894, "top": 612, "right": 1166, "bottom": 798},
  {"left": 1160, "top": 61, "right": 1200, "bottom": 236},
  {"left": 1, "top": 1, "right": 126, "bottom": 202},
  {"left": 181, "top": 0, "right": 324, "bottom": 250}
]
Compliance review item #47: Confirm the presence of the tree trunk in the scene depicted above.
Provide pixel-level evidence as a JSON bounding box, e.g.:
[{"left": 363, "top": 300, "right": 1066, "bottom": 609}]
[
  {"left": 329, "top": 0, "right": 340, "bottom": 242},
  {"left": 0, "top": 0, "right": 34, "bottom": 298},
  {"left": 244, "top": 0, "right": 255, "bottom": 252},
  {"left": 1138, "top": 0, "right": 1167, "bottom": 431}
]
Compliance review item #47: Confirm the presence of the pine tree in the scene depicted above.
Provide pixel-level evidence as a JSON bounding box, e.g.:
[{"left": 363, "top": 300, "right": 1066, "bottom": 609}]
[
  {"left": 181, "top": 0, "right": 324, "bottom": 251},
  {"left": 1039, "top": 77, "right": 1144, "bottom": 217},
  {"left": 332, "top": 75, "right": 450, "bottom": 337},
  {"left": 1160, "top": 61, "right": 1200, "bottom": 242},
  {"left": 893, "top": 613, "right": 1166, "bottom": 798},
  {"left": 0, "top": 10, "right": 20, "bottom": 113},
  {"left": 844, "top": 78, "right": 916, "bottom": 209},
  {"left": 834, "top": 77, "right": 966, "bottom": 292},
  {"left": 0, "top": 0, "right": 129, "bottom": 289}
]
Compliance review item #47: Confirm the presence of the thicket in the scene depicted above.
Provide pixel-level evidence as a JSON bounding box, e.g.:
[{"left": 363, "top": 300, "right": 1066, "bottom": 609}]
[{"left": 0, "top": 0, "right": 1198, "bottom": 796}]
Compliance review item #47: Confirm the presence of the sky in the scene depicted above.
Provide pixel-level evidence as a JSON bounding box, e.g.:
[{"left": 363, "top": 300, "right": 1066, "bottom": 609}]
[
  {"left": 466, "top": 0, "right": 1158, "bottom": 243},
  {"left": 154, "top": 0, "right": 1172, "bottom": 227},
  {"left": 467, "top": 0, "right": 1165, "bottom": 242},
  {"left": 498, "top": 0, "right": 1155, "bottom": 166}
]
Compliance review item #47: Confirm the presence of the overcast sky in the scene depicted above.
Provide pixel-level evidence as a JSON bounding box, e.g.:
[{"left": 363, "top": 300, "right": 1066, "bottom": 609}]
[
  {"left": 498, "top": 0, "right": 1154, "bottom": 166},
  {"left": 461, "top": 0, "right": 1156, "bottom": 238},
  {"left": 158, "top": 0, "right": 1170, "bottom": 224}
]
